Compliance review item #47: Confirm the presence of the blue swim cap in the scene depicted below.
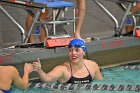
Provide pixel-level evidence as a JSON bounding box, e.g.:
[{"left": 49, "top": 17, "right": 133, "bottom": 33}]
[{"left": 68, "top": 38, "right": 86, "bottom": 53}]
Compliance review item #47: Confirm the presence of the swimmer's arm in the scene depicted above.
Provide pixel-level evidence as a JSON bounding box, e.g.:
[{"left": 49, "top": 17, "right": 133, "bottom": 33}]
[
  {"left": 37, "top": 66, "right": 64, "bottom": 83},
  {"left": 94, "top": 63, "right": 103, "bottom": 80},
  {"left": 12, "top": 63, "right": 33, "bottom": 90},
  {"left": 12, "top": 67, "right": 28, "bottom": 90}
]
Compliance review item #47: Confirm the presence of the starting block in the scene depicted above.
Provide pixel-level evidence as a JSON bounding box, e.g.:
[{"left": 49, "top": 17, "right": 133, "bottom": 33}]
[{"left": 44, "top": 37, "right": 74, "bottom": 48}]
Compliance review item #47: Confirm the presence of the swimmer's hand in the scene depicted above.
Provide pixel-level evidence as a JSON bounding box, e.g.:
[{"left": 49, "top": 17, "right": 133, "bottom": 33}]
[
  {"left": 32, "top": 58, "right": 42, "bottom": 72},
  {"left": 24, "top": 63, "right": 33, "bottom": 74}
]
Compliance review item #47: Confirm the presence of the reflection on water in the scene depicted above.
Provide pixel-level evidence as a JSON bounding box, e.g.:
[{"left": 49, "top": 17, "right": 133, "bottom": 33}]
[{"left": 11, "top": 63, "right": 140, "bottom": 93}]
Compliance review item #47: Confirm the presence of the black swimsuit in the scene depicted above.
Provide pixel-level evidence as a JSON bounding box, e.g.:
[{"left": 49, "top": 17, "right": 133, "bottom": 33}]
[{"left": 66, "top": 63, "right": 92, "bottom": 84}]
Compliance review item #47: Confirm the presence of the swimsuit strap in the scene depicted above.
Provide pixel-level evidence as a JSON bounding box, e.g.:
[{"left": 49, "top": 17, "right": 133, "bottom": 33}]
[
  {"left": 70, "top": 62, "right": 91, "bottom": 76},
  {"left": 69, "top": 63, "right": 72, "bottom": 77},
  {"left": 83, "top": 62, "right": 91, "bottom": 76}
]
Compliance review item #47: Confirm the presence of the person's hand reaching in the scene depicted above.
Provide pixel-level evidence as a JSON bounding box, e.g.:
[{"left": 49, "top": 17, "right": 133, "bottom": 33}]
[{"left": 32, "top": 58, "right": 42, "bottom": 73}]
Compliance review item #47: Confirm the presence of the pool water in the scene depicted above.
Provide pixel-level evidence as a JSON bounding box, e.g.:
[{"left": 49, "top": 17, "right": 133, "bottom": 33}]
[{"left": 11, "top": 63, "right": 140, "bottom": 93}]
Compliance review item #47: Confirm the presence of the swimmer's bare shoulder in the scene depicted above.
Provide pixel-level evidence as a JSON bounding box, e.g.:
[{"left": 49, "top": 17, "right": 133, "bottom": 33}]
[
  {"left": 1, "top": 66, "right": 18, "bottom": 73},
  {"left": 84, "top": 59, "right": 98, "bottom": 65},
  {"left": 83, "top": 59, "right": 100, "bottom": 70}
]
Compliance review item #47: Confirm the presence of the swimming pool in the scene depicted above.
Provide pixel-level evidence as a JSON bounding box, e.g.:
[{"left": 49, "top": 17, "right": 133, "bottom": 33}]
[{"left": 11, "top": 63, "right": 140, "bottom": 93}]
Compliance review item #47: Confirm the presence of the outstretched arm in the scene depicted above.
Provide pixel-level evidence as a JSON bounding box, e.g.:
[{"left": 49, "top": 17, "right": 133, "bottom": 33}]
[
  {"left": 32, "top": 58, "right": 63, "bottom": 83},
  {"left": 12, "top": 63, "right": 33, "bottom": 90}
]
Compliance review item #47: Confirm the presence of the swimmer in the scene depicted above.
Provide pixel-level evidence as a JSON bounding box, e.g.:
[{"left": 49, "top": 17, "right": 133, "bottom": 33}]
[
  {"left": 33, "top": 38, "right": 103, "bottom": 84},
  {"left": 0, "top": 63, "right": 33, "bottom": 93}
]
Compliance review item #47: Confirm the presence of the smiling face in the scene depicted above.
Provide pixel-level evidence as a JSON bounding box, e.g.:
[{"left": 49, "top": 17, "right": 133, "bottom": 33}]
[{"left": 68, "top": 47, "right": 85, "bottom": 63}]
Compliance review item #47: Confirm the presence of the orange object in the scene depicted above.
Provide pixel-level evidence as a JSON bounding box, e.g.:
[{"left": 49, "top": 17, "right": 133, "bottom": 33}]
[
  {"left": 135, "top": 29, "right": 140, "bottom": 37},
  {"left": 45, "top": 38, "right": 74, "bottom": 48}
]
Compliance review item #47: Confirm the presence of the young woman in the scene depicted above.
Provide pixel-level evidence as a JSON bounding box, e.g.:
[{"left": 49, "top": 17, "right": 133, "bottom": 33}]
[{"left": 33, "top": 38, "right": 103, "bottom": 84}]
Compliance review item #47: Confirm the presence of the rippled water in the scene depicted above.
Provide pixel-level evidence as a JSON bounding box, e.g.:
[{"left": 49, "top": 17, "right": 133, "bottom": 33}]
[{"left": 11, "top": 63, "right": 140, "bottom": 93}]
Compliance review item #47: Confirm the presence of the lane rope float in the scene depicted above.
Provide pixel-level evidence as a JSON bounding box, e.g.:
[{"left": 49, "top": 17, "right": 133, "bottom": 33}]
[{"left": 28, "top": 83, "right": 140, "bottom": 91}]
